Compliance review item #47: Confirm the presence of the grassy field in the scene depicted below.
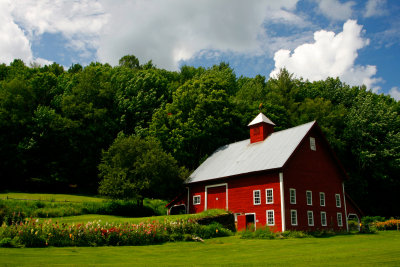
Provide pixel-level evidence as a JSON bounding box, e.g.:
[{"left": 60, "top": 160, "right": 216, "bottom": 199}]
[
  {"left": 0, "top": 192, "right": 105, "bottom": 202},
  {"left": 0, "top": 231, "right": 399, "bottom": 266},
  {"left": 43, "top": 209, "right": 227, "bottom": 224}
]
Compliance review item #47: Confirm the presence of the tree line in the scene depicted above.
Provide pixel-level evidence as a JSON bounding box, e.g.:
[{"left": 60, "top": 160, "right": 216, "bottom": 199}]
[{"left": 0, "top": 55, "right": 398, "bottom": 216}]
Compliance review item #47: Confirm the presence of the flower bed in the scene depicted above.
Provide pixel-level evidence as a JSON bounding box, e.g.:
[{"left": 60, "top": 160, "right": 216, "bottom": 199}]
[
  {"left": 374, "top": 219, "right": 400, "bottom": 231},
  {"left": 0, "top": 218, "right": 231, "bottom": 247}
]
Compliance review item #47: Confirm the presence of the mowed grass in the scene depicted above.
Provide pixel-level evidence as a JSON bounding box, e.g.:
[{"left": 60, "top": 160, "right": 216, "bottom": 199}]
[
  {"left": 38, "top": 209, "right": 228, "bottom": 224},
  {"left": 1, "top": 231, "right": 399, "bottom": 266},
  {"left": 0, "top": 192, "right": 104, "bottom": 202}
]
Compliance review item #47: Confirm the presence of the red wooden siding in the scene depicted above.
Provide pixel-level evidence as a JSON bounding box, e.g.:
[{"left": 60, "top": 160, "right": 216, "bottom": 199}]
[
  {"left": 188, "top": 172, "right": 282, "bottom": 231},
  {"left": 206, "top": 185, "right": 226, "bottom": 210},
  {"left": 283, "top": 127, "right": 347, "bottom": 231},
  {"left": 249, "top": 123, "right": 274, "bottom": 143}
]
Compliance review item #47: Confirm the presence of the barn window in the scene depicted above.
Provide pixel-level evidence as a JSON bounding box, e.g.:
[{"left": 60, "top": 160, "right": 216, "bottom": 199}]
[
  {"left": 290, "top": 188, "right": 296, "bottom": 204},
  {"left": 266, "top": 189, "right": 273, "bottom": 204},
  {"left": 307, "top": 211, "right": 314, "bottom": 226},
  {"left": 337, "top": 212, "right": 343, "bottom": 227},
  {"left": 193, "top": 195, "right": 201, "bottom": 205},
  {"left": 320, "top": 192, "right": 325, "bottom": 206},
  {"left": 266, "top": 210, "right": 275, "bottom": 225},
  {"left": 321, "top": 211, "right": 327, "bottom": 226},
  {"left": 335, "top": 194, "right": 341, "bottom": 208},
  {"left": 291, "top": 210, "right": 298, "bottom": 226},
  {"left": 253, "top": 190, "right": 261, "bottom": 205},
  {"left": 306, "top": 190, "right": 312, "bottom": 205},
  {"left": 310, "top": 137, "right": 316, "bottom": 151}
]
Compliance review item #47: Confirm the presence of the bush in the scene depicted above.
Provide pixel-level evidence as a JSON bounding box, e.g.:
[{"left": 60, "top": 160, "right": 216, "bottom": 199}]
[
  {"left": 240, "top": 226, "right": 276, "bottom": 239},
  {"left": 374, "top": 219, "right": 400, "bottom": 231},
  {"left": 281, "top": 230, "right": 310, "bottom": 238},
  {"left": 196, "top": 223, "right": 232, "bottom": 239},
  {"left": 348, "top": 220, "right": 360, "bottom": 232}
]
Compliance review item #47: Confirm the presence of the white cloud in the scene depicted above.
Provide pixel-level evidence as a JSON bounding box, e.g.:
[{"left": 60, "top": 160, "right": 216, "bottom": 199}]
[
  {"left": 314, "top": 0, "right": 355, "bottom": 21},
  {"left": 270, "top": 20, "right": 380, "bottom": 89},
  {"left": 0, "top": 0, "right": 51, "bottom": 65},
  {"left": 0, "top": 0, "right": 32, "bottom": 64},
  {"left": 97, "top": 0, "right": 300, "bottom": 69},
  {"left": 3, "top": 0, "right": 109, "bottom": 64},
  {"left": 389, "top": 87, "right": 400, "bottom": 101},
  {"left": 364, "top": 0, "right": 388, "bottom": 18}
]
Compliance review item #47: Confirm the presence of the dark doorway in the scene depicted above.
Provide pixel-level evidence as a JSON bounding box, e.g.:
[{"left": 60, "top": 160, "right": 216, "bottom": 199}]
[
  {"left": 246, "top": 214, "right": 255, "bottom": 230},
  {"left": 170, "top": 204, "right": 186, "bottom": 215}
]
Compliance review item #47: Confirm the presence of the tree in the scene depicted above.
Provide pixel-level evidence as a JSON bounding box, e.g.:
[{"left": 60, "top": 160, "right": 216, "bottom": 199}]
[
  {"left": 98, "top": 134, "right": 187, "bottom": 201},
  {"left": 119, "top": 55, "right": 140, "bottom": 69},
  {"left": 149, "top": 65, "right": 241, "bottom": 169}
]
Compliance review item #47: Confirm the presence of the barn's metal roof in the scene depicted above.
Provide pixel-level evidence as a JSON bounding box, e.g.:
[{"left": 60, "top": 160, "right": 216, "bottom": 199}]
[
  {"left": 248, "top": 113, "right": 275, "bottom": 126},
  {"left": 186, "top": 121, "right": 316, "bottom": 184}
]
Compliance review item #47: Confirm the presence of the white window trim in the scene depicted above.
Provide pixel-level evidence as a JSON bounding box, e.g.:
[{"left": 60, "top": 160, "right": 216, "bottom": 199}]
[
  {"left": 266, "top": 210, "right": 275, "bottom": 226},
  {"left": 291, "top": 209, "right": 298, "bottom": 226},
  {"left": 266, "top": 188, "right": 273, "bottom": 204},
  {"left": 320, "top": 192, "right": 325, "bottom": 207},
  {"left": 321, "top": 211, "right": 327, "bottom": 226},
  {"left": 253, "top": 190, "right": 261, "bottom": 205},
  {"left": 307, "top": 211, "right": 314, "bottom": 226},
  {"left": 289, "top": 188, "right": 296, "bottom": 204},
  {"left": 335, "top": 194, "right": 341, "bottom": 208},
  {"left": 306, "top": 190, "right": 312, "bottom": 206},
  {"left": 193, "top": 195, "right": 201, "bottom": 205},
  {"left": 337, "top": 212, "right": 343, "bottom": 227}
]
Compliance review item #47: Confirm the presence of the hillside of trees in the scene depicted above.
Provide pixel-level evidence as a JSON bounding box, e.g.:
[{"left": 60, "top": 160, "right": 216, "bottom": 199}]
[{"left": 0, "top": 56, "right": 399, "bottom": 216}]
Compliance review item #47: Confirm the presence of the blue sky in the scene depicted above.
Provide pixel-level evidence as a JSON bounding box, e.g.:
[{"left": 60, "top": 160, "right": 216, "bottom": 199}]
[{"left": 1, "top": 0, "right": 399, "bottom": 100}]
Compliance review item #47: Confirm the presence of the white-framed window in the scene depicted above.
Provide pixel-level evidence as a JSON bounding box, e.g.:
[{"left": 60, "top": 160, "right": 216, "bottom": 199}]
[
  {"left": 320, "top": 192, "right": 325, "bottom": 206},
  {"left": 335, "top": 194, "right": 341, "bottom": 208},
  {"left": 266, "top": 188, "right": 273, "bottom": 204},
  {"left": 266, "top": 210, "right": 275, "bottom": 225},
  {"left": 310, "top": 137, "right": 316, "bottom": 151},
  {"left": 306, "top": 190, "right": 312, "bottom": 205},
  {"left": 321, "top": 211, "right": 327, "bottom": 226},
  {"left": 337, "top": 212, "right": 343, "bottom": 227},
  {"left": 307, "top": 211, "right": 314, "bottom": 226},
  {"left": 291, "top": 210, "right": 298, "bottom": 226},
  {"left": 193, "top": 195, "right": 201, "bottom": 205},
  {"left": 253, "top": 190, "right": 261, "bottom": 205},
  {"left": 290, "top": 188, "right": 296, "bottom": 204}
]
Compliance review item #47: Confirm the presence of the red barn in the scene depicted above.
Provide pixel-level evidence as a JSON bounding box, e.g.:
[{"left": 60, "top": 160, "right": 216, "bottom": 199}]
[{"left": 167, "top": 113, "right": 362, "bottom": 232}]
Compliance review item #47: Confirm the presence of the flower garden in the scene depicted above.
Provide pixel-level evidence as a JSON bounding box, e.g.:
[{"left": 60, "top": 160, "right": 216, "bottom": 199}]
[
  {"left": 0, "top": 218, "right": 232, "bottom": 247},
  {"left": 373, "top": 219, "right": 400, "bottom": 231}
]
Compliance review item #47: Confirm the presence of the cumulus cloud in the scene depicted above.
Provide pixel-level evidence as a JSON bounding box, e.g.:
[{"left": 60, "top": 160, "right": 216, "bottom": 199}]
[
  {"left": 364, "top": 0, "right": 388, "bottom": 18},
  {"left": 0, "top": 0, "right": 109, "bottom": 65},
  {"left": 0, "top": 1, "right": 32, "bottom": 64},
  {"left": 0, "top": 0, "right": 51, "bottom": 65},
  {"left": 314, "top": 0, "right": 355, "bottom": 21},
  {"left": 96, "top": 0, "right": 300, "bottom": 69},
  {"left": 389, "top": 87, "right": 400, "bottom": 101},
  {"left": 9, "top": 0, "right": 109, "bottom": 59},
  {"left": 270, "top": 20, "right": 380, "bottom": 89}
]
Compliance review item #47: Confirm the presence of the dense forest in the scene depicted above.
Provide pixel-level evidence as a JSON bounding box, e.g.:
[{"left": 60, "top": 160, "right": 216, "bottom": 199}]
[{"left": 0, "top": 56, "right": 399, "bottom": 216}]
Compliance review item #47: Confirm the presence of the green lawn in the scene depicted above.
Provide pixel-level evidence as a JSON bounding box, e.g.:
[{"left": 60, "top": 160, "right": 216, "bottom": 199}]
[
  {"left": 1, "top": 231, "right": 399, "bottom": 266},
  {"left": 0, "top": 192, "right": 105, "bottom": 202},
  {"left": 38, "top": 209, "right": 228, "bottom": 224}
]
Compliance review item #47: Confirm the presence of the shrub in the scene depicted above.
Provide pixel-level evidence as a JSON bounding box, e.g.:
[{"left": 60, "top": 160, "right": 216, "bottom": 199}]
[
  {"left": 240, "top": 226, "right": 276, "bottom": 239},
  {"left": 374, "top": 219, "right": 400, "bottom": 231},
  {"left": 281, "top": 230, "right": 310, "bottom": 238},
  {"left": 196, "top": 223, "right": 232, "bottom": 239}
]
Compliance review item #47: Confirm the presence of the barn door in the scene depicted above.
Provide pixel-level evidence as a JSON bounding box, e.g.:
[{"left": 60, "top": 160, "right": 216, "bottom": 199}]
[{"left": 206, "top": 185, "right": 227, "bottom": 210}]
